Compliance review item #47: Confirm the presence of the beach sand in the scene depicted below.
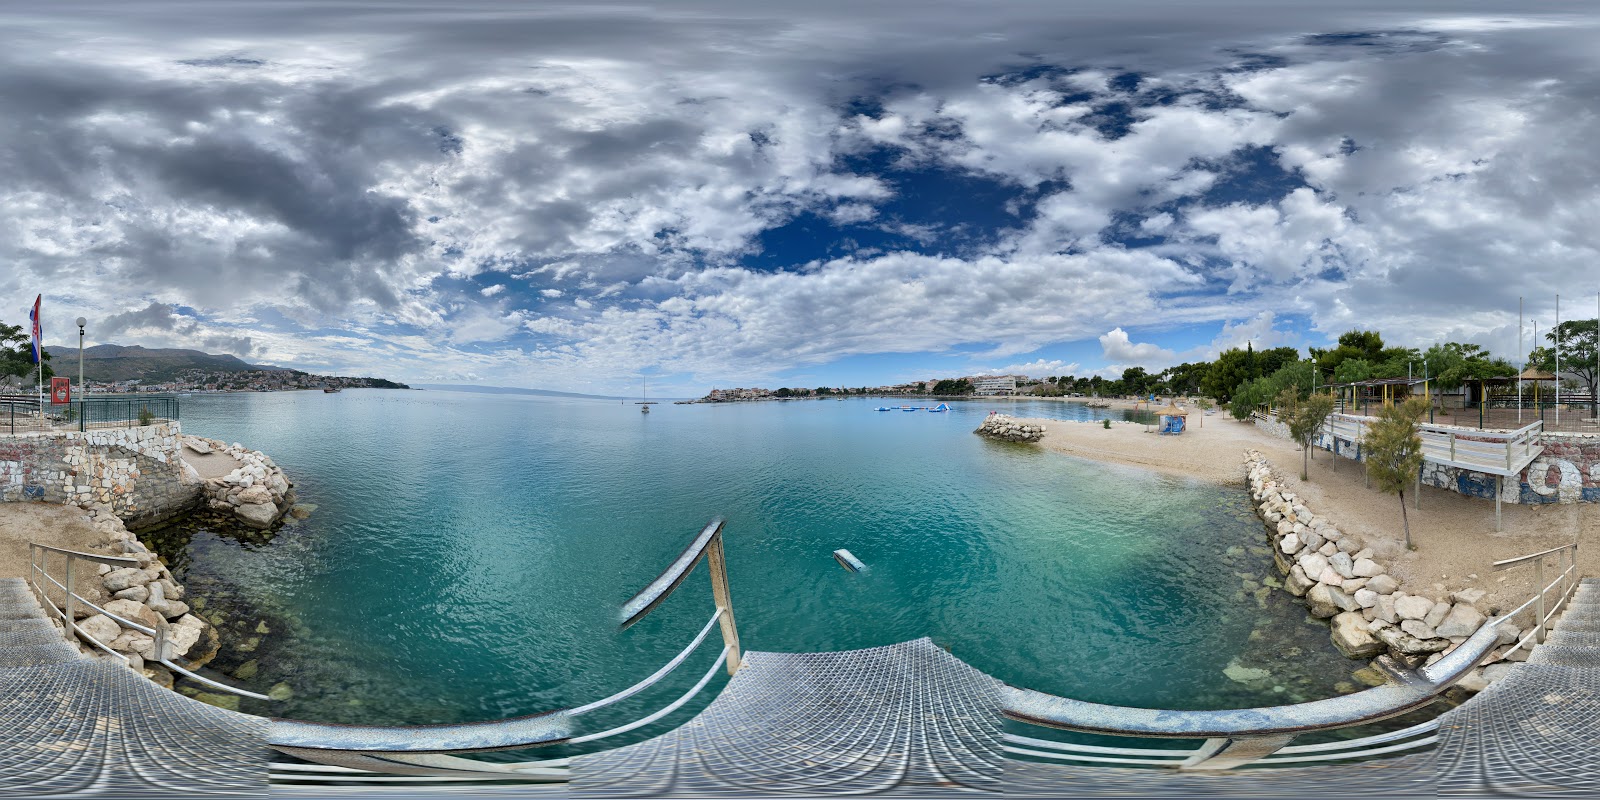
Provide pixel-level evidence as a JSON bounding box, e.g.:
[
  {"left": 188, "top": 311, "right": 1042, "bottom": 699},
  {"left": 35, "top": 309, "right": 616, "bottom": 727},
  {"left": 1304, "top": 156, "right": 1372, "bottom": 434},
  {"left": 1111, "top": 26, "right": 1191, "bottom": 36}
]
[
  {"left": 0, "top": 504, "right": 116, "bottom": 600},
  {"left": 1016, "top": 414, "right": 1596, "bottom": 616}
]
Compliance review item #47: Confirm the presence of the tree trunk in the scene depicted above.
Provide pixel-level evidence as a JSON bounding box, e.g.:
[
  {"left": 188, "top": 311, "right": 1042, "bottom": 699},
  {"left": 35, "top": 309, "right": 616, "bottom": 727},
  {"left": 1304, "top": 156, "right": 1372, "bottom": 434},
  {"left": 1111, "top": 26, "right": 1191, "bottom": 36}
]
[
  {"left": 1399, "top": 490, "right": 1412, "bottom": 549},
  {"left": 1302, "top": 446, "right": 1310, "bottom": 481}
]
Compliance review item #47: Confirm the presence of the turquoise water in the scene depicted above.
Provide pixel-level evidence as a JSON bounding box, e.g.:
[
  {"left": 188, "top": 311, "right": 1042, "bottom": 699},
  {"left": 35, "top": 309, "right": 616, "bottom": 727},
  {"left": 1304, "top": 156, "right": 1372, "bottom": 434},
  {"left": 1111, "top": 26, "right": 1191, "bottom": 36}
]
[{"left": 148, "top": 390, "right": 1364, "bottom": 749}]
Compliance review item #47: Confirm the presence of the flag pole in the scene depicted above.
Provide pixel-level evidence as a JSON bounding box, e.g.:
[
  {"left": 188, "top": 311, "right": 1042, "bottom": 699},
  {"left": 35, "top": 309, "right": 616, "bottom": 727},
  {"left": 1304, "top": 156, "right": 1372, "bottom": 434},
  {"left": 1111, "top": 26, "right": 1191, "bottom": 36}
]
[
  {"left": 1556, "top": 293, "right": 1562, "bottom": 426},
  {"left": 1518, "top": 296, "right": 1524, "bottom": 424}
]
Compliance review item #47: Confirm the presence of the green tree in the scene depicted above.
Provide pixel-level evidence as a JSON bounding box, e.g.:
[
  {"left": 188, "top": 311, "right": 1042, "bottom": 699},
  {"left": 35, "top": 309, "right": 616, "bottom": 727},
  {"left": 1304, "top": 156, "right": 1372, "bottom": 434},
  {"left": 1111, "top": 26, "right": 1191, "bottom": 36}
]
[
  {"left": 1121, "top": 366, "right": 1151, "bottom": 396},
  {"left": 1202, "top": 347, "right": 1257, "bottom": 402},
  {"left": 1365, "top": 396, "right": 1428, "bottom": 549},
  {"left": 0, "top": 319, "right": 53, "bottom": 381},
  {"left": 1256, "top": 346, "right": 1302, "bottom": 378},
  {"left": 1333, "top": 357, "right": 1374, "bottom": 385},
  {"left": 1316, "top": 330, "right": 1385, "bottom": 377},
  {"left": 1289, "top": 393, "right": 1336, "bottom": 480},
  {"left": 931, "top": 378, "right": 972, "bottom": 395},
  {"left": 1527, "top": 319, "right": 1599, "bottom": 412}
]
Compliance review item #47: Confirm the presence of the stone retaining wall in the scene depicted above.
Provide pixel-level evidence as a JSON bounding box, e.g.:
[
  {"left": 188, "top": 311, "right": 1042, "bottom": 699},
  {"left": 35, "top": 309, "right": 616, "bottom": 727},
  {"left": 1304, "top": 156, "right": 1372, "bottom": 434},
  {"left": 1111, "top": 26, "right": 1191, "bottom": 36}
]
[
  {"left": 0, "top": 424, "right": 203, "bottom": 527},
  {"left": 1245, "top": 450, "right": 1511, "bottom": 693},
  {"left": 184, "top": 436, "right": 295, "bottom": 529}
]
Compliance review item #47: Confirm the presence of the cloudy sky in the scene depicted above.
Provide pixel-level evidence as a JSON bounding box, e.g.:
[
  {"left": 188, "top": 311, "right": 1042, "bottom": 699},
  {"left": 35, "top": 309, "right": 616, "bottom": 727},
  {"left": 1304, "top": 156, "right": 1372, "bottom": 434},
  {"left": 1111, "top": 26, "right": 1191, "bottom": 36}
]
[{"left": 3, "top": 1, "right": 1598, "bottom": 395}]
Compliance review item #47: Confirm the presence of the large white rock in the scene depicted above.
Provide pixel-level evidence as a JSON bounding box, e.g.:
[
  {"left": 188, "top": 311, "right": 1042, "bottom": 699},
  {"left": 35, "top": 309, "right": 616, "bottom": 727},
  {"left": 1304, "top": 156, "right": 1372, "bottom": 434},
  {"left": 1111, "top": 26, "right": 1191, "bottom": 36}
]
[
  {"left": 1401, "top": 619, "right": 1438, "bottom": 640},
  {"left": 1330, "top": 551, "right": 1356, "bottom": 580},
  {"left": 102, "top": 568, "right": 152, "bottom": 593},
  {"left": 1279, "top": 533, "right": 1301, "bottom": 555},
  {"left": 1354, "top": 588, "right": 1380, "bottom": 609},
  {"left": 1374, "top": 594, "right": 1399, "bottom": 624},
  {"left": 236, "top": 502, "right": 278, "bottom": 529},
  {"left": 1299, "top": 552, "right": 1331, "bottom": 579},
  {"left": 78, "top": 614, "right": 121, "bottom": 645},
  {"left": 1424, "top": 602, "right": 1453, "bottom": 629},
  {"left": 1366, "top": 574, "right": 1400, "bottom": 595},
  {"left": 1395, "top": 595, "right": 1435, "bottom": 621},
  {"left": 1435, "top": 604, "right": 1487, "bottom": 638},
  {"left": 1352, "top": 558, "right": 1383, "bottom": 578},
  {"left": 1331, "top": 611, "right": 1386, "bottom": 658}
]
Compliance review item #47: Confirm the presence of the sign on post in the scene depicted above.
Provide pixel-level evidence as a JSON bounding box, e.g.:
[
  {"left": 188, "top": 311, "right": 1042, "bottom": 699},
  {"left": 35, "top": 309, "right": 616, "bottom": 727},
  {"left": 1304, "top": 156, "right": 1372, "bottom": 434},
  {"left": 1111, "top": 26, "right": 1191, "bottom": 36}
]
[{"left": 50, "top": 377, "right": 71, "bottom": 404}]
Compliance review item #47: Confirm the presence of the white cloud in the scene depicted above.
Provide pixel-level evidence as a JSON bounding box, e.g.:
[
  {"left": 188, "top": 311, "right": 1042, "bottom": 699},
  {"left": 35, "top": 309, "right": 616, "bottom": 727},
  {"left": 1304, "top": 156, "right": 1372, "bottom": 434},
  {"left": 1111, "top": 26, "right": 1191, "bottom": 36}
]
[
  {"left": 986, "top": 359, "right": 1082, "bottom": 378},
  {"left": 1098, "top": 328, "right": 1177, "bottom": 366}
]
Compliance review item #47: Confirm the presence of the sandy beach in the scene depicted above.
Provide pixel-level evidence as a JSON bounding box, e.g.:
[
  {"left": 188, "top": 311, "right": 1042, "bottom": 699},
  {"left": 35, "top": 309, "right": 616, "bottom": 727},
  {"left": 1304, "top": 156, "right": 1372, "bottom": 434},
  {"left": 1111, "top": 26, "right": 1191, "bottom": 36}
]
[{"left": 1015, "top": 413, "right": 1596, "bottom": 618}]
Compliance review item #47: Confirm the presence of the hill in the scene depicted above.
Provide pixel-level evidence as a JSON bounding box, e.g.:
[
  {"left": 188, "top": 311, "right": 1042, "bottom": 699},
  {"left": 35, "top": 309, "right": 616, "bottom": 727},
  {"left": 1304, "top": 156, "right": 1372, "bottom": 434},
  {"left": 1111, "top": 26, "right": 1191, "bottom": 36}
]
[
  {"left": 42, "top": 344, "right": 290, "bottom": 383},
  {"left": 411, "top": 383, "right": 627, "bottom": 400}
]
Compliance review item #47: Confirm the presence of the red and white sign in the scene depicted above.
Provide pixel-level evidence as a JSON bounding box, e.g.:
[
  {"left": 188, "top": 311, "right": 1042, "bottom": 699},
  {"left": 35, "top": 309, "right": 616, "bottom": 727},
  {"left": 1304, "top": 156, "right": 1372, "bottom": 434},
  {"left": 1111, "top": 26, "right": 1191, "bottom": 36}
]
[{"left": 50, "top": 377, "right": 71, "bottom": 404}]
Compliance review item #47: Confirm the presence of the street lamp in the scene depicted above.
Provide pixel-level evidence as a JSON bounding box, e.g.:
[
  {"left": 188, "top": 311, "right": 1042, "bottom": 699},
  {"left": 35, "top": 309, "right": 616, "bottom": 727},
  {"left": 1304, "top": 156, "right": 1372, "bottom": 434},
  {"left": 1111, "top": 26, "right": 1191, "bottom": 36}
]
[{"left": 75, "top": 317, "right": 86, "bottom": 397}]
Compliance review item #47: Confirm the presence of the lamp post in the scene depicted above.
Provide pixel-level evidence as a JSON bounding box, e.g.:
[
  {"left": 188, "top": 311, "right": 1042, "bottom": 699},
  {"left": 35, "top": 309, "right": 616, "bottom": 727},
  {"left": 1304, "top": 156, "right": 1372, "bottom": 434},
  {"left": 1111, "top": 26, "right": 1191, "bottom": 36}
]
[{"left": 75, "top": 317, "right": 86, "bottom": 397}]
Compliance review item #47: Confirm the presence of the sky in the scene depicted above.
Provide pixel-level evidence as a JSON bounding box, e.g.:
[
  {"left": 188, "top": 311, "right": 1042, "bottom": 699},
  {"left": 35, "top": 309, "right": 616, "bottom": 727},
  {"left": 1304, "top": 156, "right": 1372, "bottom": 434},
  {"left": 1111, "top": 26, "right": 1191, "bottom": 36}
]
[{"left": 3, "top": 1, "right": 1599, "bottom": 395}]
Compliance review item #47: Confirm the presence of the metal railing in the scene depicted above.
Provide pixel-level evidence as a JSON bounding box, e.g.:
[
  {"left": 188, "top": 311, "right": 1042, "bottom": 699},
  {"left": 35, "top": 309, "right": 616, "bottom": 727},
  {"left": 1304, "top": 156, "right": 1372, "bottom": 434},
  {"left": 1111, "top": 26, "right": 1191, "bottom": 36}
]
[
  {"left": 1490, "top": 542, "right": 1581, "bottom": 657},
  {"left": 2, "top": 395, "right": 179, "bottom": 434},
  {"left": 267, "top": 517, "right": 742, "bottom": 784},
  {"left": 1323, "top": 413, "right": 1542, "bottom": 477},
  {"left": 26, "top": 542, "right": 268, "bottom": 700}
]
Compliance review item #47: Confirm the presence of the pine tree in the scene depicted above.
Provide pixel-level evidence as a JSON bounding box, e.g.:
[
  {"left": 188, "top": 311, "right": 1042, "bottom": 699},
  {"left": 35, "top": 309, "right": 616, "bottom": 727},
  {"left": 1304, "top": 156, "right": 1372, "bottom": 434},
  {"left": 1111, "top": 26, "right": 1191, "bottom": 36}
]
[
  {"left": 1365, "top": 396, "right": 1428, "bottom": 549},
  {"left": 1289, "top": 392, "right": 1336, "bottom": 481}
]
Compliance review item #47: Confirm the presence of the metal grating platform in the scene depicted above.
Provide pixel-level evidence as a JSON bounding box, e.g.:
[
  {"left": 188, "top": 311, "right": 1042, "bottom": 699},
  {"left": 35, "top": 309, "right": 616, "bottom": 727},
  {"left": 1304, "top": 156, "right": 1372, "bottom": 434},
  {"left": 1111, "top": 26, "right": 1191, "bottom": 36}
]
[
  {"left": 0, "top": 578, "right": 270, "bottom": 798},
  {"left": 572, "top": 638, "right": 1005, "bottom": 797}
]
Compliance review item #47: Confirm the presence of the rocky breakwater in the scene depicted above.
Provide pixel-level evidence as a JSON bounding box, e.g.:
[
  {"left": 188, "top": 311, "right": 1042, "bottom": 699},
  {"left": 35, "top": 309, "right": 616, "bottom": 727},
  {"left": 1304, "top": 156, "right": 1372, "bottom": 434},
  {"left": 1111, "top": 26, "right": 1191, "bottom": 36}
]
[
  {"left": 974, "top": 414, "right": 1044, "bottom": 442},
  {"left": 184, "top": 436, "right": 295, "bottom": 529},
  {"left": 1245, "top": 450, "right": 1511, "bottom": 693},
  {"left": 68, "top": 505, "right": 218, "bottom": 684}
]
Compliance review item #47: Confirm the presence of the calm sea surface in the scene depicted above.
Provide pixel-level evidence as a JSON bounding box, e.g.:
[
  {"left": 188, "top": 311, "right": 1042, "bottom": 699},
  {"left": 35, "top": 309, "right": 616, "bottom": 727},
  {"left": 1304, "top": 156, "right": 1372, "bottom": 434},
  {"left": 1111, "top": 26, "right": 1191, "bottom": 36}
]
[{"left": 148, "top": 390, "right": 1365, "bottom": 750}]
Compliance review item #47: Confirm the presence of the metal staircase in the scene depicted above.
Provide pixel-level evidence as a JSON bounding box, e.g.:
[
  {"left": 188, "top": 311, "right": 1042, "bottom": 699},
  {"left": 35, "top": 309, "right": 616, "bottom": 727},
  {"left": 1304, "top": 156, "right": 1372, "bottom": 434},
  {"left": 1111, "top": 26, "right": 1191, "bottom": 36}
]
[{"left": 3, "top": 534, "right": 1599, "bottom": 797}]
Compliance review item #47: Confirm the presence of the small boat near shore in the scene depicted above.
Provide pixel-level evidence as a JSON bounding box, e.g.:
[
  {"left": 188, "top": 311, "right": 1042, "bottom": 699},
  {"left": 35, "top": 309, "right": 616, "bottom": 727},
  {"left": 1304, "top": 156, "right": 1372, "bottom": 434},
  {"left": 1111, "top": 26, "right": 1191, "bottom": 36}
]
[{"left": 323, "top": 387, "right": 341, "bottom": 393}]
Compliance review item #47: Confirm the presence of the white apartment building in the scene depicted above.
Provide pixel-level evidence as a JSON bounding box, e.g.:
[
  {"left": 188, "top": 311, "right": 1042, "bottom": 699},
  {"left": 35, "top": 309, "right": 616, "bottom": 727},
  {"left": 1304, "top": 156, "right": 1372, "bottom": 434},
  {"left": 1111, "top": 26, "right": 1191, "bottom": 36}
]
[{"left": 972, "top": 376, "right": 1019, "bottom": 395}]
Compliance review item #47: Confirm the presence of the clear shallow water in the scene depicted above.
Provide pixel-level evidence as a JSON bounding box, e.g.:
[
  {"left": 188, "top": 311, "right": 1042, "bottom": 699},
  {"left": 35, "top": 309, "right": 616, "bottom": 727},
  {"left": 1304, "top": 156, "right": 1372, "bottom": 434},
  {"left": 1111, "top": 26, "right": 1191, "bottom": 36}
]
[{"left": 147, "top": 391, "right": 1365, "bottom": 749}]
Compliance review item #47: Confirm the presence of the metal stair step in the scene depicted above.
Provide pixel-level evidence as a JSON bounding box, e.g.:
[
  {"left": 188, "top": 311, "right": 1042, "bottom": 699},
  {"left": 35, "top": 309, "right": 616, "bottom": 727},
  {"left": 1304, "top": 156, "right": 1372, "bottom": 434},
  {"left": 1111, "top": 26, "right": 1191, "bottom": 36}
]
[
  {"left": 0, "top": 618, "right": 58, "bottom": 634},
  {"left": 0, "top": 640, "right": 82, "bottom": 667},
  {"left": 1526, "top": 644, "right": 1600, "bottom": 667},
  {"left": 1545, "top": 629, "right": 1600, "bottom": 648},
  {"left": 0, "top": 625, "right": 72, "bottom": 649}
]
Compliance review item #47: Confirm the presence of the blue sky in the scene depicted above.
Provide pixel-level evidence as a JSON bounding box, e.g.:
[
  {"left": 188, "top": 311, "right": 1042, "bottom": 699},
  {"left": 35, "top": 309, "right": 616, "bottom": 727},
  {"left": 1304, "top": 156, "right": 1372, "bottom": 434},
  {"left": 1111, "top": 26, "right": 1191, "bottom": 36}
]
[{"left": 3, "top": 3, "right": 1598, "bottom": 394}]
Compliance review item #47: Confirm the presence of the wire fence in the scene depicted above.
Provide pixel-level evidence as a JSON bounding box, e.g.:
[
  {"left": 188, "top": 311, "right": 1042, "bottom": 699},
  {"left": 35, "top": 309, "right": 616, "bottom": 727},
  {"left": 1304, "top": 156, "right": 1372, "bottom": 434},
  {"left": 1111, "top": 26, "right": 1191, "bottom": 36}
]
[{"left": 0, "top": 395, "right": 181, "bottom": 435}]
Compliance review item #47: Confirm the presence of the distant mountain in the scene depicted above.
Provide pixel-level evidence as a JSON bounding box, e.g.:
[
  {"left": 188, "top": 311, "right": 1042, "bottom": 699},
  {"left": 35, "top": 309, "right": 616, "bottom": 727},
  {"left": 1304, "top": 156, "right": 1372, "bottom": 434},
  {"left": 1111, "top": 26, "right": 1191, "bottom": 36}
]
[
  {"left": 412, "top": 383, "right": 628, "bottom": 401},
  {"left": 43, "top": 344, "right": 290, "bottom": 383}
]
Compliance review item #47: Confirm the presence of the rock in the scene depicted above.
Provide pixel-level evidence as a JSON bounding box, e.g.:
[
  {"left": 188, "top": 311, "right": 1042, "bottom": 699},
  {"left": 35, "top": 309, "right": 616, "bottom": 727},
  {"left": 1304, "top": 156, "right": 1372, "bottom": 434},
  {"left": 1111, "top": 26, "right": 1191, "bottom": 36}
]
[
  {"left": 1377, "top": 626, "right": 1451, "bottom": 656},
  {"left": 1352, "top": 666, "right": 1390, "bottom": 687},
  {"left": 1330, "top": 551, "right": 1356, "bottom": 580},
  {"left": 1367, "top": 574, "right": 1400, "bottom": 595},
  {"left": 162, "top": 615, "right": 205, "bottom": 659},
  {"left": 1455, "top": 668, "right": 1489, "bottom": 694},
  {"left": 1374, "top": 594, "right": 1399, "bottom": 624},
  {"left": 1354, "top": 588, "right": 1380, "bottom": 609},
  {"left": 289, "top": 504, "right": 316, "bottom": 520},
  {"left": 255, "top": 620, "right": 271, "bottom": 635},
  {"left": 102, "top": 599, "right": 162, "bottom": 630},
  {"left": 1452, "top": 588, "right": 1488, "bottom": 606},
  {"left": 233, "top": 659, "right": 260, "bottom": 681},
  {"left": 1224, "top": 659, "right": 1272, "bottom": 684},
  {"left": 1308, "top": 584, "right": 1355, "bottom": 618},
  {"left": 1318, "top": 542, "right": 1338, "bottom": 557},
  {"left": 1395, "top": 595, "right": 1434, "bottom": 621},
  {"left": 1341, "top": 578, "right": 1368, "bottom": 594},
  {"left": 1424, "top": 602, "right": 1453, "bottom": 629},
  {"left": 1435, "top": 604, "right": 1486, "bottom": 638},
  {"left": 112, "top": 586, "right": 150, "bottom": 603},
  {"left": 1337, "top": 535, "right": 1365, "bottom": 554},
  {"left": 192, "top": 692, "right": 241, "bottom": 712},
  {"left": 78, "top": 614, "right": 121, "bottom": 645},
  {"left": 1302, "top": 531, "right": 1326, "bottom": 553},
  {"left": 1279, "top": 533, "right": 1301, "bottom": 555},
  {"left": 183, "top": 438, "right": 212, "bottom": 455},
  {"left": 1286, "top": 566, "right": 1314, "bottom": 597},
  {"left": 1331, "top": 612, "right": 1386, "bottom": 658},
  {"left": 1494, "top": 623, "right": 1522, "bottom": 646},
  {"left": 236, "top": 502, "right": 278, "bottom": 529},
  {"left": 102, "top": 568, "right": 152, "bottom": 593},
  {"left": 236, "top": 485, "right": 274, "bottom": 506},
  {"left": 1299, "top": 552, "right": 1330, "bottom": 579},
  {"left": 1400, "top": 619, "right": 1438, "bottom": 639},
  {"left": 268, "top": 682, "right": 294, "bottom": 701},
  {"left": 1353, "top": 558, "right": 1382, "bottom": 578},
  {"left": 109, "top": 630, "right": 156, "bottom": 658}
]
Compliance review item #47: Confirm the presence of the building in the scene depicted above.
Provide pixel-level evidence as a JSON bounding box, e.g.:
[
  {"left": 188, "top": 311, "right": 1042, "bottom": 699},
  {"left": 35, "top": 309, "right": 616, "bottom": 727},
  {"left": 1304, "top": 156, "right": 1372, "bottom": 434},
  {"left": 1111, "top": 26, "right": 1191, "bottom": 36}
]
[{"left": 972, "top": 375, "right": 1019, "bottom": 396}]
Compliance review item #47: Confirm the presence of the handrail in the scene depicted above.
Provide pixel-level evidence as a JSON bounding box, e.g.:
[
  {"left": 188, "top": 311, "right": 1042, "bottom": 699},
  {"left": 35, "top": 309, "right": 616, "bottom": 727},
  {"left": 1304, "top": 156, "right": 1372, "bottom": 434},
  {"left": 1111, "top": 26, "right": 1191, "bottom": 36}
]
[
  {"left": 265, "top": 518, "right": 744, "bottom": 779},
  {"left": 1003, "top": 617, "right": 1505, "bottom": 769},
  {"left": 1492, "top": 541, "right": 1580, "bottom": 651},
  {"left": 620, "top": 517, "right": 723, "bottom": 629},
  {"left": 1493, "top": 542, "right": 1577, "bottom": 570},
  {"left": 27, "top": 541, "right": 270, "bottom": 701}
]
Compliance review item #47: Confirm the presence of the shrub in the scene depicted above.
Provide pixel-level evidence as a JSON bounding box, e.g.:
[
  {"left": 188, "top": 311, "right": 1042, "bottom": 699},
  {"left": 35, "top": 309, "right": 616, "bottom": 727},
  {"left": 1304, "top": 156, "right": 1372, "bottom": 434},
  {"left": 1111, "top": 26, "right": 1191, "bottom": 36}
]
[{"left": 137, "top": 408, "right": 155, "bottom": 426}]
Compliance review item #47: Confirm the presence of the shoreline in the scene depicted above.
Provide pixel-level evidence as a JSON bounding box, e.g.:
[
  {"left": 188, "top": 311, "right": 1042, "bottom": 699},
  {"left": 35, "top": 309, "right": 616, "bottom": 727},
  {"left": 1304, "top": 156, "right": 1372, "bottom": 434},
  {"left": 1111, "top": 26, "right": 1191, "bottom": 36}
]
[{"left": 1002, "top": 413, "right": 1597, "bottom": 628}]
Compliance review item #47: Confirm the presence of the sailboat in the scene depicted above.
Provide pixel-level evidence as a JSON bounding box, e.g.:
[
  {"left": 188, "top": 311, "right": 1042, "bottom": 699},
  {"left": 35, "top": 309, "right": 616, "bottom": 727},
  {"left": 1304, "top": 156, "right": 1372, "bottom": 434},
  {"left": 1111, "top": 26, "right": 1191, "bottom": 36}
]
[{"left": 636, "top": 376, "right": 657, "bottom": 414}]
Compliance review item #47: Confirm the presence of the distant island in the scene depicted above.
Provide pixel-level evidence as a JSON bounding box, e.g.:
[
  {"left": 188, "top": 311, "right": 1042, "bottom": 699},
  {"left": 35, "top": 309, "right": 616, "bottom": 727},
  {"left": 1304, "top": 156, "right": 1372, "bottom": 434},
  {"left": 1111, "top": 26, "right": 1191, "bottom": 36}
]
[{"left": 37, "top": 344, "right": 410, "bottom": 392}]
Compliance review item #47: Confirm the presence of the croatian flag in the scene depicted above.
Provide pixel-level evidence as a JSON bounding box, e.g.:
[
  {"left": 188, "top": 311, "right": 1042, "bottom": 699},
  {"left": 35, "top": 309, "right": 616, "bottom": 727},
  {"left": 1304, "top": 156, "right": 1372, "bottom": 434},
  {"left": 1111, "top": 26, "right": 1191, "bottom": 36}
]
[{"left": 28, "top": 294, "right": 41, "bottom": 364}]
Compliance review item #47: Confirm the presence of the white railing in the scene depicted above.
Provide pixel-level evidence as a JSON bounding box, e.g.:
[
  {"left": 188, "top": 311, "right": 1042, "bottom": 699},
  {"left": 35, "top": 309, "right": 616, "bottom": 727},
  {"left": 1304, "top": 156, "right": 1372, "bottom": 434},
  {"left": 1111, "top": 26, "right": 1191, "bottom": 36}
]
[
  {"left": 1323, "top": 414, "right": 1543, "bottom": 477},
  {"left": 1490, "top": 542, "right": 1580, "bottom": 658},
  {"left": 27, "top": 542, "right": 269, "bottom": 700}
]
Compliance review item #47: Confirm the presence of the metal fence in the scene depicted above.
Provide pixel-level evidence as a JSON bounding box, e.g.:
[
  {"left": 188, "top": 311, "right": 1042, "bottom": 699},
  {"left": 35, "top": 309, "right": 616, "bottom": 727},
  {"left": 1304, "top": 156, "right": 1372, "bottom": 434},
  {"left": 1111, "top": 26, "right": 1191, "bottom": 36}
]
[
  {"left": 0, "top": 395, "right": 180, "bottom": 435},
  {"left": 1338, "top": 397, "right": 1600, "bottom": 434}
]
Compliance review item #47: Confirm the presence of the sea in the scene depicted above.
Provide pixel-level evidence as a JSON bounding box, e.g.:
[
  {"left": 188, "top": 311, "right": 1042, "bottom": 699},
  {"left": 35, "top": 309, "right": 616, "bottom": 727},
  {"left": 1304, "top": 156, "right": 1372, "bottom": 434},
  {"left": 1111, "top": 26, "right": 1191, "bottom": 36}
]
[{"left": 144, "top": 389, "right": 1375, "bottom": 753}]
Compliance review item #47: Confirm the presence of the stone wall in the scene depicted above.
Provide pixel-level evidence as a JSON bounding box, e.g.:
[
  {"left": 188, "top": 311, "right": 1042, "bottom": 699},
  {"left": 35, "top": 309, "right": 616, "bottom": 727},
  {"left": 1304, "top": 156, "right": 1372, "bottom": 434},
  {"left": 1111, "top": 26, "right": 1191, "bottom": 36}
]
[
  {"left": 974, "top": 414, "right": 1044, "bottom": 442},
  {"left": 0, "top": 424, "right": 203, "bottom": 527},
  {"left": 185, "top": 436, "right": 296, "bottom": 528},
  {"left": 1245, "top": 450, "right": 1510, "bottom": 693},
  {"left": 1251, "top": 413, "right": 1294, "bottom": 441}
]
